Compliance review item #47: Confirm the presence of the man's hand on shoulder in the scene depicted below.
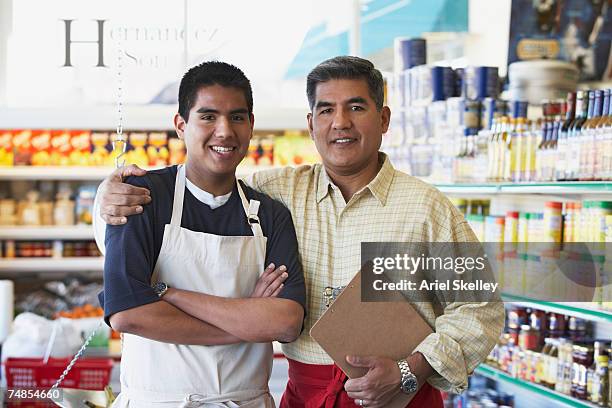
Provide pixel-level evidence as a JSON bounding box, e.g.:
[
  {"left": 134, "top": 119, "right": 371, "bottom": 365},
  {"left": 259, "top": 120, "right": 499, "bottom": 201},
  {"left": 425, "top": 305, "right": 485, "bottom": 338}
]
[{"left": 99, "top": 164, "right": 151, "bottom": 225}]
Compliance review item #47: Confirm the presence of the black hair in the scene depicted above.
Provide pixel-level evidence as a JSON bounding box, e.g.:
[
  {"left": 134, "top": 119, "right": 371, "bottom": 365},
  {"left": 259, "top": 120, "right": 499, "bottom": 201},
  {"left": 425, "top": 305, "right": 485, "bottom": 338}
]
[
  {"left": 178, "top": 61, "right": 253, "bottom": 121},
  {"left": 306, "top": 56, "right": 384, "bottom": 111}
]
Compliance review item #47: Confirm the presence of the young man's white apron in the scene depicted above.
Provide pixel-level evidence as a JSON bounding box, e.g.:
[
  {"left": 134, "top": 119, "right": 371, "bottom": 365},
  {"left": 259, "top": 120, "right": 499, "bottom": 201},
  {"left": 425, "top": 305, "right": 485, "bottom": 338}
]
[{"left": 113, "top": 164, "right": 274, "bottom": 408}]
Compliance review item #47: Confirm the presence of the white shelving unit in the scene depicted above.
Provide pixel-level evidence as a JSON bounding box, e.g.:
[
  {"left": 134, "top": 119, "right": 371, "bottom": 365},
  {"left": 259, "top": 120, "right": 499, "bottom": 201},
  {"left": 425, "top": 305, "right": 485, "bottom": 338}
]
[
  {"left": 0, "top": 257, "right": 104, "bottom": 272},
  {"left": 0, "top": 225, "right": 94, "bottom": 240}
]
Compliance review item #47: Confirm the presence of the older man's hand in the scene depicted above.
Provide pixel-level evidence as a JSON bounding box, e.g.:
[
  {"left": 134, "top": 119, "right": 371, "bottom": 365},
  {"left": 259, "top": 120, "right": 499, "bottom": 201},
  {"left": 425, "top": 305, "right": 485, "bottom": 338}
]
[
  {"left": 344, "top": 355, "right": 402, "bottom": 408},
  {"left": 98, "top": 164, "right": 151, "bottom": 225}
]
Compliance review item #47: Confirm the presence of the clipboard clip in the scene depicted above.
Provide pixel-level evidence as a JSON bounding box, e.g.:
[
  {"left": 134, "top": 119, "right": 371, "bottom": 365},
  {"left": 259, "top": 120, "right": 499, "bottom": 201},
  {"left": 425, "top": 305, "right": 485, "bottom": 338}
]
[{"left": 323, "top": 285, "right": 346, "bottom": 308}]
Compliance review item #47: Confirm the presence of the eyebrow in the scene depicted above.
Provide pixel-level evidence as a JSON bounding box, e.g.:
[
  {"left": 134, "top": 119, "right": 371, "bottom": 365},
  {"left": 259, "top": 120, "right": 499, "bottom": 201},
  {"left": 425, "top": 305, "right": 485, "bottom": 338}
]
[
  {"left": 195, "top": 107, "right": 249, "bottom": 114},
  {"left": 315, "top": 97, "right": 369, "bottom": 110}
]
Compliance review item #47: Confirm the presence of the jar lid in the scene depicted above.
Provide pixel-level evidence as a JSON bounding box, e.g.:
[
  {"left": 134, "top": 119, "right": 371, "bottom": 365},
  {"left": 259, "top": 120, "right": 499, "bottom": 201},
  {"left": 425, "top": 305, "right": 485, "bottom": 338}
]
[
  {"left": 506, "top": 211, "right": 519, "bottom": 218},
  {"left": 545, "top": 201, "right": 563, "bottom": 209}
]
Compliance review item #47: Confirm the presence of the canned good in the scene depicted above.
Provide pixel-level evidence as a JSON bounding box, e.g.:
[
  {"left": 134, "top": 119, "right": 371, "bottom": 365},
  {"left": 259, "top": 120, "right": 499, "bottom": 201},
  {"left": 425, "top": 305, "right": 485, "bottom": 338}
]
[{"left": 394, "top": 37, "right": 426, "bottom": 71}]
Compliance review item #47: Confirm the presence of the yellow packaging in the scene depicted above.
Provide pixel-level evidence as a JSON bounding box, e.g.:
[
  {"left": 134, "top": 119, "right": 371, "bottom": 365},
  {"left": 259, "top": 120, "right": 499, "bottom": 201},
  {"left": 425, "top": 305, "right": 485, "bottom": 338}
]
[
  {"left": 30, "top": 130, "right": 52, "bottom": 166},
  {"left": 126, "top": 132, "right": 149, "bottom": 168},
  {"left": 90, "top": 132, "right": 111, "bottom": 166},
  {"left": 50, "top": 130, "right": 72, "bottom": 166},
  {"left": 146, "top": 132, "right": 169, "bottom": 166},
  {"left": 69, "top": 130, "right": 91, "bottom": 166},
  {"left": 0, "top": 130, "right": 14, "bottom": 166},
  {"left": 168, "top": 137, "right": 186, "bottom": 165}
]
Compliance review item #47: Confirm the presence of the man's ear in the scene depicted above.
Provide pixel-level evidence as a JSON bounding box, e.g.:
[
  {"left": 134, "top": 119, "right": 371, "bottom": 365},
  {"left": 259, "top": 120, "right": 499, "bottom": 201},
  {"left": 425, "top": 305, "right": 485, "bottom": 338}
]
[
  {"left": 380, "top": 106, "right": 391, "bottom": 134},
  {"left": 307, "top": 112, "right": 314, "bottom": 140},
  {"left": 174, "top": 113, "right": 186, "bottom": 139}
]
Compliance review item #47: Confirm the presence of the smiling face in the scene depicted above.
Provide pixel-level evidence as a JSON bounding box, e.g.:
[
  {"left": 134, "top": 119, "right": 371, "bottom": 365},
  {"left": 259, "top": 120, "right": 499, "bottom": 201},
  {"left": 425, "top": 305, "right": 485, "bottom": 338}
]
[
  {"left": 307, "top": 78, "right": 390, "bottom": 177},
  {"left": 175, "top": 84, "right": 254, "bottom": 181}
]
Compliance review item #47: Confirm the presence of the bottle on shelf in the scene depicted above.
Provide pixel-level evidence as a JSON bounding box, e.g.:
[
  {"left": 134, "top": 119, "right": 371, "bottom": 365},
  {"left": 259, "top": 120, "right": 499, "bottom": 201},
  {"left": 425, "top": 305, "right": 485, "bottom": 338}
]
[
  {"left": 580, "top": 89, "right": 604, "bottom": 181},
  {"left": 556, "top": 92, "right": 577, "bottom": 181},
  {"left": 525, "top": 119, "right": 539, "bottom": 182},
  {"left": 503, "top": 117, "right": 517, "bottom": 182},
  {"left": 567, "top": 90, "right": 591, "bottom": 181},
  {"left": 596, "top": 89, "right": 612, "bottom": 181},
  {"left": 511, "top": 117, "right": 526, "bottom": 183}
]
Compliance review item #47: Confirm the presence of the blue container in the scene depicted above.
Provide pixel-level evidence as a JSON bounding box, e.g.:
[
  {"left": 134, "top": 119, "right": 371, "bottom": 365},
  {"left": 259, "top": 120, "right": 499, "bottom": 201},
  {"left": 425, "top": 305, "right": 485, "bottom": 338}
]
[
  {"left": 394, "top": 38, "right": 426, "bottom": 71},
  {"left": 511, "top": 100, "right": 529, "bottom": 118},
  {"left": 476, "top": 66, "right": 499, "bottom": 99},
  {"left": 431, "top": 66, "right": 456, "bottom": 101},
  {"left": 454, "top": 68, "right": 465, "bottom": 98}
]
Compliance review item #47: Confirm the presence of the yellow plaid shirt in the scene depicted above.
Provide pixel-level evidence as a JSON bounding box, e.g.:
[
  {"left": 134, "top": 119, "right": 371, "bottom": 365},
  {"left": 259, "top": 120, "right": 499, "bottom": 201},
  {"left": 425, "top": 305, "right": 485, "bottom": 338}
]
[{"left": 246, "top": 153, "right": 504, "bottom": 393}]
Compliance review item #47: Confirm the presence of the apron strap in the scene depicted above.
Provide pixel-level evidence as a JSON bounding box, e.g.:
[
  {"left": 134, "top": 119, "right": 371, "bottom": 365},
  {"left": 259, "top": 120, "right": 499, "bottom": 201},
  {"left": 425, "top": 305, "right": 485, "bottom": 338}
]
[
  {"left": 237, "top": 180, "right": 263, "bottom": 238},
  {"left": 170, "top": 164, "right": 187, "bottom": 228}
]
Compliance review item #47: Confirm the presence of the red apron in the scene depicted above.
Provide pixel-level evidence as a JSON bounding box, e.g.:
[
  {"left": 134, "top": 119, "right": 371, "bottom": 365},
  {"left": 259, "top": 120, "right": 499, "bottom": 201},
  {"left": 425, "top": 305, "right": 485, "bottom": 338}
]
[{"left": 280, "top": 358, "right": 444, "bottom": 408}]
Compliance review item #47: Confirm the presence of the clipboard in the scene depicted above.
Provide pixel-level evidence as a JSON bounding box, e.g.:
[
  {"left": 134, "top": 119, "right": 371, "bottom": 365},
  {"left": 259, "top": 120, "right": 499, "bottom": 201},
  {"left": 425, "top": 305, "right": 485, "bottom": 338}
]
[{"left": 310, "top": 270, "right": 433, "bottom": 408}]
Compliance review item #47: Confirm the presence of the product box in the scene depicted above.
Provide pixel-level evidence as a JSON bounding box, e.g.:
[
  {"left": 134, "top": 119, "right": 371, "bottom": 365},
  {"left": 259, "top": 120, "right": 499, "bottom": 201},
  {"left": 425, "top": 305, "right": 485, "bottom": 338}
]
[
  {"left": 69, "top": 130, "right": 91, "bottom": 166},
  {"left": 90, "top": 132, "right": 111, "bottom": 166},
  {"left": 12, "top": 129, "right": 32, "bottom": 166},
  {"left": 126, "top": 132, "right": 149, "bottom": 168},
  {"left": 147, "top": 132, "right": 169, "bottom": 166},
  {"left": 0, "top": 130, "right": 14, "bottom": 166},
  {"left": 30, "top": 130, "right": 52, "bottom": 166},
  {"left": 50, "top": 130, "right": 72, "bottom": 166},
  {"left": 76, "top": 185, "right": 97, "bottom": 225}
]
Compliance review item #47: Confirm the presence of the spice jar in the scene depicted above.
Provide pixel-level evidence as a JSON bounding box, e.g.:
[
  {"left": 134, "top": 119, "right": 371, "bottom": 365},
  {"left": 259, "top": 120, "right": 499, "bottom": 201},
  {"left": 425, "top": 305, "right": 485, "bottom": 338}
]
[{"left": 519, "top": 324, "right": 540, "bottom": 351}]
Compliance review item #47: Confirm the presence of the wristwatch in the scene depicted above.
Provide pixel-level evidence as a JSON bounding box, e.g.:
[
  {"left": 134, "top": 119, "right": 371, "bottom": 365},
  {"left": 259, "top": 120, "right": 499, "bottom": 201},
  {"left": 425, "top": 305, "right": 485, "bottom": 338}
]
[
  {"left": 152, "top": 282, "right": 169, "bottom": 298},
  {"left": 397, "top": 359, "right": 418, "bottom": 395}
]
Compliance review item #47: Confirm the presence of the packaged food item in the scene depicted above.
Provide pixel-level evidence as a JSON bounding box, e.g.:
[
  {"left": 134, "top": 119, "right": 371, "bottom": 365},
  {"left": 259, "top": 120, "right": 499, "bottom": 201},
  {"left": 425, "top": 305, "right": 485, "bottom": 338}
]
[
  {"left": 39, "top": 200, "right": 54, "bottom": 225},
  {"left": 504, "top": 211, "right": 519, "bottom": 243},
  {"left": 147, "top": 132, "right": 169, "bottom": 166},
  {"left": 0, "top": 129, "right": 14, "bottom": 166},
  {"left": 168, "top": 137, "right": 186, "bottom": 165},
  {"left": 30, "top": 130, "right": 52, "bottom": 166},
  {"left": 69, "top": 130, "right": 91, "bottom": 166},
  {"left": 543, "top": 201, "right": 563, "bottom": 243},
  {"left": 259, "top": 135, "right": 274, "bottom": 166},
  {"left": 0, "top": 199, "right": 16, "bottom": 225},
  {"left": 54, "top": 190, "right": 75, "bottom": 226},
  {"left": 50, "top": 129, "right": 72, "bottom": 166},
  {"left": 90, "top": 132, "right": 111, "bottom": 166},
  {"left": 76, "top": 185, "right": 96, "bottom": 225},
  {"left": 126, "top": 132, "right": 149, "bottom": 168},
  {"left": 19, "top": 191, "right": 41, "bottom": 225},
  {"left": 12, "top": 129, "right": 33, "bottom": 165}
]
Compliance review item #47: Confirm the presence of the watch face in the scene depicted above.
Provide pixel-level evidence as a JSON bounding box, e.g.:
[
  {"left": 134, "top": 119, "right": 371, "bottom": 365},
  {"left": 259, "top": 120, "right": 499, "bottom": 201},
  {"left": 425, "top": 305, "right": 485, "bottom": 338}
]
[
  {"left": 153, "top": 282, "right": 168, "bottom": 297},
  {"left": 402, "top": 376, "right": 418, "bottom": 394}
]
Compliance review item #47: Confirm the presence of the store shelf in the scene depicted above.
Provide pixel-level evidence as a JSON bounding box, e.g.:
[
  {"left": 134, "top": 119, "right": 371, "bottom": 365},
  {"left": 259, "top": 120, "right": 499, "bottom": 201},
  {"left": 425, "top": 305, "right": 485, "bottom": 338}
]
[
  {"left": 0, "top": 165, "right": 280, "bottom": 181},
  {"left": 0, "top": 257, "right": 104, "bottom": 272},
  {"left": 432, "top": 182, "right": 612, "bottom": 195},
  {"left": 474, "top": 364, "right": 599, "bottom": 408},
  {"left": 503, "top": 294, "right": 612, "bottom": 323},
  {"left": 0, "top": 225, "right": 94, "bottom": 240}
]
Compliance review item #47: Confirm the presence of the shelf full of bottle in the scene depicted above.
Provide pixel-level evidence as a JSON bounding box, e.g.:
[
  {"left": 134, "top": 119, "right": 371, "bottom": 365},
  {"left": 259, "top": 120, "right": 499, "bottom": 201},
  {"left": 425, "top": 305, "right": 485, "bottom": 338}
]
[
  {"left": 383, "top": 88, "right": 612, "bottom": 184},
  {"left": 486, "top": 305, "right": 612, "bottom": 406}
]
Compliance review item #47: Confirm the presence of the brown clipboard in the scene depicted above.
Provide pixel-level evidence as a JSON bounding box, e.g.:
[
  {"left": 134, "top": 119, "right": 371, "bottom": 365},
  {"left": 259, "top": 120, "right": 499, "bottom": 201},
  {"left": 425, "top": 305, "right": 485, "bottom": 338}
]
[{"left": 310, "top": 269, "right": 433, "bottom": 408}]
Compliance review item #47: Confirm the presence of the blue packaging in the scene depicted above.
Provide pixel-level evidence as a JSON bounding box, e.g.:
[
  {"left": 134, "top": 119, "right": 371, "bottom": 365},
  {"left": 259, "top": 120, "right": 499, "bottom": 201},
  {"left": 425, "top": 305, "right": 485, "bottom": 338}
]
[
  {"left": 476, "top": 66, "right": 499, "bottom": 99},
  {"left": 511, "top": 100, "right": 529, "bottom": 118},
  {"left": 394, "top": 38, "right": 426, "bottom": 71}
]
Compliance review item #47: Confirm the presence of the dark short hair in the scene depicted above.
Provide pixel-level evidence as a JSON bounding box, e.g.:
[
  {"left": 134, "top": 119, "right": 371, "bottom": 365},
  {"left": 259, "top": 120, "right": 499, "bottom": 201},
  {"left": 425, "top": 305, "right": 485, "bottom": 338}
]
[
  {"left": 178, "top": 61, "right": 253, "bottom": 121},
  {"left": 306, "top": 56, "right": 384, "bottom": 111}
]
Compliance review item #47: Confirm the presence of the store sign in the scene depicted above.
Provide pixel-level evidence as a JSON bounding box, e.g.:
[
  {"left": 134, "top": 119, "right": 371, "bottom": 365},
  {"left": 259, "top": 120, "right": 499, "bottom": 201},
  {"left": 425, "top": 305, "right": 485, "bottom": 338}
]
[{"left": 4, "top": 0, "right": 311, "bottom": 108}]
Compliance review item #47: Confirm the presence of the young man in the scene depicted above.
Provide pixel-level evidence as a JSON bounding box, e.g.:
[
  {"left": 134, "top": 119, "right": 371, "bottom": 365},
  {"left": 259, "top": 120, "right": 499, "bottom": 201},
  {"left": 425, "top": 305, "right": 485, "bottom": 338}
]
[
  {"left": 96, "top": 57, "right": 504, "bottom": 408},
  {"left": 99, "top": 61, "right": 305, "bottom": 408}
]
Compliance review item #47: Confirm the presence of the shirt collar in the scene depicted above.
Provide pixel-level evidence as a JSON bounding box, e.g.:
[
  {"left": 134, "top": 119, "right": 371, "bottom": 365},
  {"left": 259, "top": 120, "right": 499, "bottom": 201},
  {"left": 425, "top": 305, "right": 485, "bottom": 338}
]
[{"left": 315, "top": 152, "right": 395, "bottom": 206}]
